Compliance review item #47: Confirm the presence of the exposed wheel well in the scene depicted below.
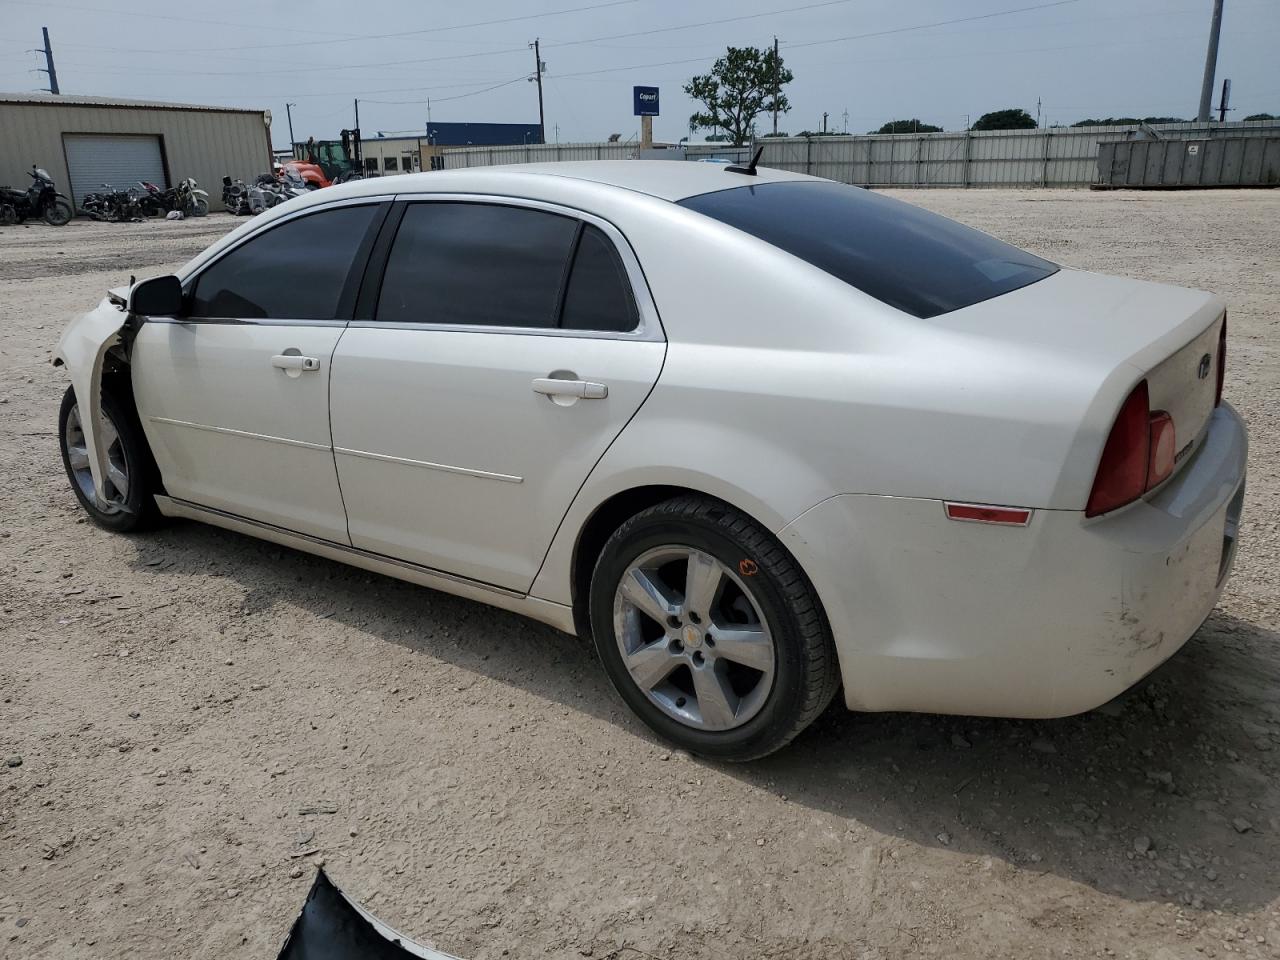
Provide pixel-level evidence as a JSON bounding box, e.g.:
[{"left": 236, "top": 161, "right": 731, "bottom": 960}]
[
  {"left": 99, "top": 362, "right": 166, "bottom": 497},
  {"left": 570, "top": 485, "right": 697, "bottom": 637},
  {"left": 567, "top": 485, "right": 806, "bottom": 640}
]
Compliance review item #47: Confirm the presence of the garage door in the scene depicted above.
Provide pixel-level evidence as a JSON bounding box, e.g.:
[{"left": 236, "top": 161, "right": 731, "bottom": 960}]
[{"left": 63, "top": 134, "right": 167, "bottom": 209}]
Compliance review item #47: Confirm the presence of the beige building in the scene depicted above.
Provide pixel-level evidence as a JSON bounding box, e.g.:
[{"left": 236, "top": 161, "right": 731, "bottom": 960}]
[
  {"left": 359, "top": 136, "right": 428, "bottom": 176},
  {"left": 0, "top": 93, "right": 272, "bottom": 212}
]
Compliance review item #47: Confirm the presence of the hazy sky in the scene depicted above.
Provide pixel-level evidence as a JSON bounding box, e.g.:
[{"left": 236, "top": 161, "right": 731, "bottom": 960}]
[{"left": 4, "top": 0, "right": 1277, "bottom": 148}]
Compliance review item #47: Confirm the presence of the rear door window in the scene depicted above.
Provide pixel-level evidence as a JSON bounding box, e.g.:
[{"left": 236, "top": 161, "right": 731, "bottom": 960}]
[
  {"left": 560, "top": 224, "right": 639, "bottom": 333},
  {"left": 678, "top": 181, "right": 1057, "bottom": 319},
  {"left": 189, "top": 204, "right": 380, "bottom": 320}
]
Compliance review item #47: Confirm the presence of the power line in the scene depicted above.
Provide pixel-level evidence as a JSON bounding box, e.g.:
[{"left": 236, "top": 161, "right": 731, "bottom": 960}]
[
  {"left": 547, "top": 0, "right": 1084, "bottom": 79},
  {"left": 48, "top": 48, "right": 528, "bottom": 79},
  {"left": 785, "top": 0, "right": 1081, "bottom": 51},
  {"left": 6, "top": 0, "right": 361, "bottom": 38},
  {"left": 191, "top": 0, "right": 639, "bottom": 54},
  {"left": 359, "top": 75, "right": 532, "bottom": 107},
  {"left": 542, "top": 0, "right": 861, "bottom": 49}
]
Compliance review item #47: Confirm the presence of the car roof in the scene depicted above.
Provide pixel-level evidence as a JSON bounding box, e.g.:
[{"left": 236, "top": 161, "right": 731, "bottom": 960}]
[{"left": 334, "top": 160, "right": 819, "bottom": 204}]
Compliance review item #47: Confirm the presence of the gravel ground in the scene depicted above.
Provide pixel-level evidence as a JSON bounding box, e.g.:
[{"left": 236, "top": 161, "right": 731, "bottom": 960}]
[{"left": 1, "top": 189, "right": 1278, "bottom": 960}]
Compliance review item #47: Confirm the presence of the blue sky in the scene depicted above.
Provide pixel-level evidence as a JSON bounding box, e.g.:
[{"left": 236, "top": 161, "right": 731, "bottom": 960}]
[{"left": 3, "top": 0, "right": 1277, "bottom": 146}]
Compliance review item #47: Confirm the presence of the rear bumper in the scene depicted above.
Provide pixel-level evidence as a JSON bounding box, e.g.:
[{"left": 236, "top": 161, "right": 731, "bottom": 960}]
[{"left": 780, "top": 403, "right": 1248, "bottom": 718}]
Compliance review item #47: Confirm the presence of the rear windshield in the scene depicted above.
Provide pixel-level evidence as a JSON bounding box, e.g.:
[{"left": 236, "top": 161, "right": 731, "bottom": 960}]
[{"left": 678, "top": 181, "right": 1057, "bottom": 319}]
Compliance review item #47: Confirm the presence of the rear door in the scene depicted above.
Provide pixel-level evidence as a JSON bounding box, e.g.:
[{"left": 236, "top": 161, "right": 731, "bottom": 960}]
[
  {"left": 329, "top": 197, "right": 665, "bottom": 592},
  {"left": 131, "top": 200, "right": 386, "bottom": 542}
]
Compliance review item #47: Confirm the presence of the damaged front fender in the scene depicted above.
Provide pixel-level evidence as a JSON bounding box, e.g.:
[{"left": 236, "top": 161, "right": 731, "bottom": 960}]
[{"left": 53, "top": 286, "right": 133, "bottom": 509}]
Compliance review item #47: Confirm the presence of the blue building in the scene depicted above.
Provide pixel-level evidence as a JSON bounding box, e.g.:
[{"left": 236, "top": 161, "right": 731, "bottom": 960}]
[{"left": 362, "top": 122, "right": 543, "bottom": 174}]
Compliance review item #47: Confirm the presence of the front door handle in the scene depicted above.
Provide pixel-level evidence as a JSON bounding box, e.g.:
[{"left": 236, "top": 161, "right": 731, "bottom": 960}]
[
  {"left": 532, "top": 378, "right": 608, "bottom": 399},
  {"left": 271, "top": 354, "right": 321, "bottom": 373}
]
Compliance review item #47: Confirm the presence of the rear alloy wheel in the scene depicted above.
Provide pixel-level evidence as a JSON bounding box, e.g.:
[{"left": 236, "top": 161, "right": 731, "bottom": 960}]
[
  {"left": 590, "top": 495, "right": 839, "bottom": 761},
  {"left": 59, "top": 385, "right": 160, "bottom": 532}
]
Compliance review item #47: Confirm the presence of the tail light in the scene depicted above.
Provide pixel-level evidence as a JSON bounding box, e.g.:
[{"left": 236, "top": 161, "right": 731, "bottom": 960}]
[
  {"left": 1216, "top": 313, "right": 1227, "bottom": 406},
  {"left": 1085, "top": 380, "right": 1177, "bottom": 517}
]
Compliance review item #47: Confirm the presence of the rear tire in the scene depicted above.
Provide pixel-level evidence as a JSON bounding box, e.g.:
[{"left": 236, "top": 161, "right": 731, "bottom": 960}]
[
  {"left": 589, "top": 495, "right": 840, "bottom": 761},
  {"left": 58, "top": 385, "right": 161, "bottom": 532}
]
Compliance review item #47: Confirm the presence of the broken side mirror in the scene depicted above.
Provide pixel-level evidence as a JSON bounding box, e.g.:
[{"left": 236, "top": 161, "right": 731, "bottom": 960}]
[{"left": 128, "top": 275, "right": 183, "bottom": 317}]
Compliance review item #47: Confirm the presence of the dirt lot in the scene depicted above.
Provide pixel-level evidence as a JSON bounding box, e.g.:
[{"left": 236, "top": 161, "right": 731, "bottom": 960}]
[{"left": 1, "top": 189, "right": 1279, "bottom": 960}]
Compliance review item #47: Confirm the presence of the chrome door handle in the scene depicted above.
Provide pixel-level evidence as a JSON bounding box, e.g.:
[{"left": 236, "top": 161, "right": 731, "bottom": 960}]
[
  {"left": 271, "top": 354, "right": 321, "bottom": 372},
  {"left": 532, "top": 378, "right": 608, "bottom": 399}
]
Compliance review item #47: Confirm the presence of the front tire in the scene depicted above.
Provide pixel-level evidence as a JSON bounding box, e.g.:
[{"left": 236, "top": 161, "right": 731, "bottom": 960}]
[
  {"left": 59, "top": 385, "right": 160, "bottom": 532},
  {"left": 589, "top": 495, "right": 839, "bottom": 761},
  {"left": 43, "top": 199, "right": 73, "bottom": 226},
  {"left": 189, "top": 198, "right": 209, "bottom": 217}
]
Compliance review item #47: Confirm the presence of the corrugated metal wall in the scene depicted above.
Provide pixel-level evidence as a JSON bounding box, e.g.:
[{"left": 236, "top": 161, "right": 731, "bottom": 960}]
[
  {"left": 1097, "top": 137, "right": 1280, "bottom": 187},
  {"left": 442, "top": 121, "right": 1280, "bottom": 187},
  {"left": 0, "top": 101, "right": 272, "bottom": 211}
]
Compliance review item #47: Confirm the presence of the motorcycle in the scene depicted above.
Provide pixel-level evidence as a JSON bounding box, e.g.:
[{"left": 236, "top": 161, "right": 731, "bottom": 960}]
[
  {"left": 135, "top": 177, "right": 210, "bottom": 218},
  {"left": 82, "top": 184, "right": 142, "bottom": 222},
  {"left": 222, "top": 176, "right": 252, "bottom": 216},
  {"left": 175, "top": 177, "right": 209, "bottom": 217},
  {"left": 0, "top": 165, "right": 74, "bottom": 226},
  {"left": 135, "top": 181, "right": 170, "bottom": 218}
]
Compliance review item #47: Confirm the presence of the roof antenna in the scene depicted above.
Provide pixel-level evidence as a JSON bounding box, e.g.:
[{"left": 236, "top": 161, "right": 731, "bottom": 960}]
[{"left": 725, "top": 145, "right": 764, "bottom": 176}]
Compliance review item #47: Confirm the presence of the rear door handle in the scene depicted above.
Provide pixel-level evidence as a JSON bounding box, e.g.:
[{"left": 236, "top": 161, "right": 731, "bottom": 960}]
[
  {"left": 271, "top": 354, "right": 321, "bottom": 372},
  {"left": 532, "top": 378, "right": 608, "bottom": 399}
]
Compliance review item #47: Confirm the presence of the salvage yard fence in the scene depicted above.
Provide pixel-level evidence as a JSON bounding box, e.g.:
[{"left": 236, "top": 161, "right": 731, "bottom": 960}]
[{"left": 441, "top": 120, "right": 1280, "bottom": 188}]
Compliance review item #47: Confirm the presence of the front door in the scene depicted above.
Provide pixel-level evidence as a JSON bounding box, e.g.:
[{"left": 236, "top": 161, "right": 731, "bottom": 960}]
[
  {"left": 131, "top": 201, "right": 386, "bottom": 543},
  {"left": 330, "top": 199, "right": 665, "bottom": 592}
]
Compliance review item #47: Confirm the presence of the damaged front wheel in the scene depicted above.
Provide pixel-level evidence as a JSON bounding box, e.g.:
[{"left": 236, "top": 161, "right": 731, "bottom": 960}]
[{"left": 59, "top": 385, "right": 160, "bottom": 532}]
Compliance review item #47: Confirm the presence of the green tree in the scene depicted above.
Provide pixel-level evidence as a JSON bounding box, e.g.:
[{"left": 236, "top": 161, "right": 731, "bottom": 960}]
[
  {"left": 875, "top": 119, "right": 943, "bottom": 134},
  {"left": 1243, "top": 113, "right": 1277, "bottom": 121},
  {"left": 684, "top": 46, "right": 792, "bottom": 147},
  {"left": 971, "top": 108, "right": 1037, "bottom": 131}
]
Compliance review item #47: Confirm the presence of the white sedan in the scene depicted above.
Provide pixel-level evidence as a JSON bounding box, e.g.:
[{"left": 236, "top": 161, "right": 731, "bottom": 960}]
[{"left": 55, "top": 160, "right": 1247, "bottom": 760}]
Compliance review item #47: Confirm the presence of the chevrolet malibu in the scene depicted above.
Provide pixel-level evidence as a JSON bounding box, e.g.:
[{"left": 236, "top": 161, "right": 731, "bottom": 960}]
[{"left": 55, "top": 160, "right": 1247, "bottom": 760}]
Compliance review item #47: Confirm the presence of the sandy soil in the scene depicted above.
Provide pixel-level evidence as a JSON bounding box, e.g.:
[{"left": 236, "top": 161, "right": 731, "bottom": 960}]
[{"left": 1, "top": 190, "right": 1279, "bottom": 960}]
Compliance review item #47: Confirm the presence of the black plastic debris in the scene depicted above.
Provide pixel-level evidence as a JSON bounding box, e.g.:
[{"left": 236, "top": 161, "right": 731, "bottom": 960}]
[{"left": 277, "top": 868, "right": 459, "bottom": 960}]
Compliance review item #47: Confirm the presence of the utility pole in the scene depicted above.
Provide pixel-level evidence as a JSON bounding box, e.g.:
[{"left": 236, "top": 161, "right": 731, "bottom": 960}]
[
  {"left": 35, "top": 27, "right": 59, "bottom": 94},
  {"left": 1197, "top": 0, "right": 1225, "bottom": 121},
  {"left": 1036, "top": 96, "right": 1042, "bottom": 128},
  {"left": 530, "top": 39, "right": 546, "bottom": 144},
  {"left": 1217, "top": 77, "right": 1232, "bottom": 122},
  {"left": 771, "top": 36, "right": 780, "bottom": 136},
  {"left": 842, "top": 108, "right": 848, "bottom": 133},
  {"left": 285, "top": 102, "right": 296, "bottom": 151},
  {"left": 353, "top": 98, "right": 360, "bottom": 133},
  {"left": 822, "top": 111, "right": 828, "bottom": 134}
]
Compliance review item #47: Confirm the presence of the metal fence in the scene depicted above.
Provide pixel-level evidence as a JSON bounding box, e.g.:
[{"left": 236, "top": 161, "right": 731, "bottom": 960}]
[{"left": 442, "top": 120, "right": 1280, "bottom": 188}]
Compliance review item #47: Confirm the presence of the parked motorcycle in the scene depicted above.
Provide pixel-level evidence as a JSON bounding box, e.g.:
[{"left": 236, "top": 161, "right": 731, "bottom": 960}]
[
  {"left": 135, "top": 181, "right": 170, "bottom": 218},
  {"left": 81, "top": 184, "right": 142, "bottom": 222},
  {"left": 0, "top": 165, "right": 74, "bottom": 226},
  {"left": 175, "top": 177, "right": 209, "bottom": 217},
  {"left": 222, "top": 176, "right": 252, "bottom": 216},
  {"left": 135, "top": 177, "right": 210, "bottom": 218}
]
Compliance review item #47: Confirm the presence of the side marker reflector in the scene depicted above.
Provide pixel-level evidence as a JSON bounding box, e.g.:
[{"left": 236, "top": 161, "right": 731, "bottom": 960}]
[{"left": 945, "top": 502, "right": 1033, "bottom": 526}]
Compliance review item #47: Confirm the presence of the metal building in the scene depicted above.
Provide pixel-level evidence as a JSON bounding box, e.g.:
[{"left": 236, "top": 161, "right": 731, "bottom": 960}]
[{"left": 0, "top": 93, "right": 272, "bottom": 211}]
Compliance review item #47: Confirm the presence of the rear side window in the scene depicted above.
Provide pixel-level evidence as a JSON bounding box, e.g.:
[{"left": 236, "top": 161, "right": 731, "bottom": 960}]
[
  {"left": 678, "top": 181, "right": 1057, "bottom": 319},
  {"left": 561, "top": 224, "right": 639, "bottom": 333},
  {"left": 189, "top": 205, "right": 379, "bottom": 320},
  {"left": 377, "top": 202, "right": 578, "bottom": 327}
]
